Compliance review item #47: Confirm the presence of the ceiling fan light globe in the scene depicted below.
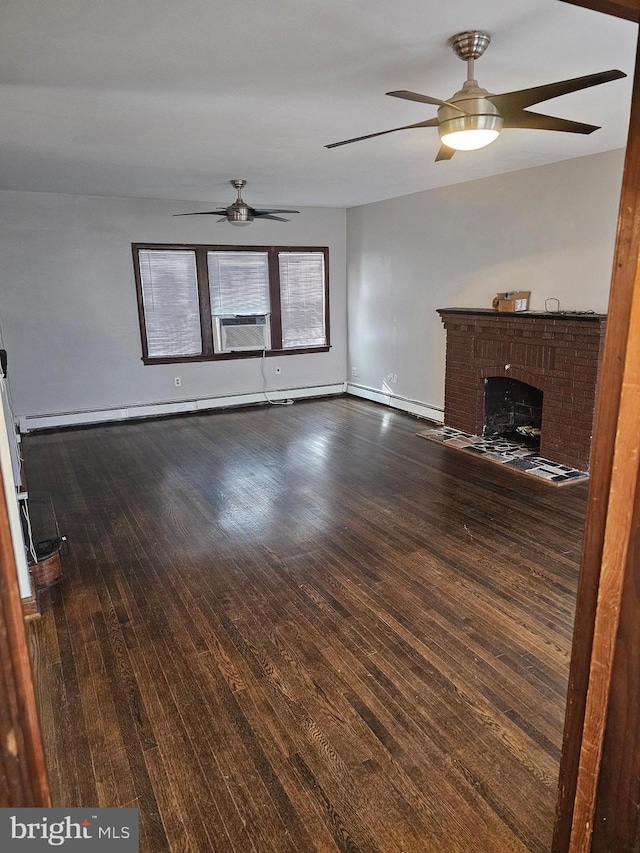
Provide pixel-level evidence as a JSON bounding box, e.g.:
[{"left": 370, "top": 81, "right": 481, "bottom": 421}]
[
  {"left": 228, "top": 218, "right": 253, "bottom": 226},
  {"left": 438, "top": 111, "right": 503, "bottom": 151},
  {"left": 440, "top": 127, "right": 500, "bottom": 150}
]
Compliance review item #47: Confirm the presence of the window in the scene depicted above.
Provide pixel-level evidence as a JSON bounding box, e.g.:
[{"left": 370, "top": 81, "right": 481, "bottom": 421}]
[
  {"left": 132, "top": 244, "right": 329, "bottom": 363},
  {"left": 279, "top": 252, "right": 327, "bottom": 349},
  {"left": 138, "top": 249, "right": 201, "bottom": 358},
  {"left": 208, "top": 251, "right": 271, "bottom": 316}
]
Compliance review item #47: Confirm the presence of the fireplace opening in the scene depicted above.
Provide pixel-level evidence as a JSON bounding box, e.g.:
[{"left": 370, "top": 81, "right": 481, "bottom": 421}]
[{"left": 484, "top": 377, "right": 543, "bottom": 446}]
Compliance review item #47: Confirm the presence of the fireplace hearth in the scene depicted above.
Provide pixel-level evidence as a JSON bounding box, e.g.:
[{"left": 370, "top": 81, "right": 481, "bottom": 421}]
[{"left": 438, "top": 309, "right": 607, "bottom": 471}]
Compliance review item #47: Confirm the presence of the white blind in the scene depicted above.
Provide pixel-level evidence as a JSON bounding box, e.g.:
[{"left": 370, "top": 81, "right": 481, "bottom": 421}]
[
  {"left": 208, "top": 252, "right": 270, "bottom": 315},
  {"left": 279, "top": 252, "right": 326, "bottom": 348},
  {"left": 139, "top": 250, "right": 202, "bottom": 358}
]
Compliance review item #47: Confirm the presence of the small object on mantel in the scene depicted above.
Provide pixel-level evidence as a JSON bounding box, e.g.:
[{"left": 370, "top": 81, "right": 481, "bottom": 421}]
[{"left": 492, "top": 291, "right": 531, "bottom": 312}]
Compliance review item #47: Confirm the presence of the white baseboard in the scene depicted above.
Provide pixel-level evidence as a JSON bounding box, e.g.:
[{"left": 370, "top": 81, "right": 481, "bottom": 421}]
[
  {"left": 18, "top": 383, "right": 347, "bottom": 432},
  {"left": 18, "top": 382, "right": 441, "bottom": 432},
  {"left": 346, "top": 383, "right": 444, "bottom": 422}
]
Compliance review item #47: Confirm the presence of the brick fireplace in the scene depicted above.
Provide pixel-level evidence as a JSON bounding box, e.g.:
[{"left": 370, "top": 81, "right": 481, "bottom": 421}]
[{"left": 437, "top": 309, "right": 607, "bottom": 471}]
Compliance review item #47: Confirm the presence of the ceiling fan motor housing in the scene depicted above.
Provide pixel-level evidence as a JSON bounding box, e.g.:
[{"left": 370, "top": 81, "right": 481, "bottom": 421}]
[
  {"left": 226, "top": 201, "right": 254, "bottom": 225},
  {"left": 437, "top": 80, "right": 503, "bottom": 144}
]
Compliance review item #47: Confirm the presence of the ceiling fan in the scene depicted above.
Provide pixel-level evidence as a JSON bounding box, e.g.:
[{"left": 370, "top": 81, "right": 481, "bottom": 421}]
[
  {"left": 326, "top": 31, "right": 626, "bottom": 161},
  {"left": 174, "top": 179, "right": 300, "bottom": 226}
]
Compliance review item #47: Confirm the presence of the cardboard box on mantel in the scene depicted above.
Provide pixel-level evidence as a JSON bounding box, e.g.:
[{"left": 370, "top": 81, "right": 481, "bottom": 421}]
[{"left": 492, "top": 291, "right": 531, "bottom": 313}]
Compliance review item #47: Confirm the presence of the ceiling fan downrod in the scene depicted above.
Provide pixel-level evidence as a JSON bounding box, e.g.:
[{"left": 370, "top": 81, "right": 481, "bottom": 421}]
[
  {"left": 231, "top": 178, "right": 247, "bottom": 201},
  {"left": 450, "top": 30, "right": 491, "bottom": 83}
]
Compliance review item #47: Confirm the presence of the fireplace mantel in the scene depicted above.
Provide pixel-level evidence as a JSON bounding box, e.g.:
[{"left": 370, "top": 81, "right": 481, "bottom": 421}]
[
  {"left": 438, "top": 308, "right": 607, "bottom": 470},
  {"left": 437, "top": 307, "right": 607, "bottom": 322}
]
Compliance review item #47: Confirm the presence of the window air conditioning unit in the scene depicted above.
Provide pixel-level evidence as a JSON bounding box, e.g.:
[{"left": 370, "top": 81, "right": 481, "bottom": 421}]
[{"left": 213, "top": 314, "right": 271, "bottom": 353}]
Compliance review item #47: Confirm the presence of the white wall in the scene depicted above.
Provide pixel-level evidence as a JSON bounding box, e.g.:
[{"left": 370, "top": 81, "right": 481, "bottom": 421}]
[
  {"left": 346, "top": 149, "right": 625, "bottom": 419},
  {"left": 0, "top": 191, "right": 347, "bottom": 424},
  {"left": 0, "top": 149, "right": 625, "bottom": 431}
]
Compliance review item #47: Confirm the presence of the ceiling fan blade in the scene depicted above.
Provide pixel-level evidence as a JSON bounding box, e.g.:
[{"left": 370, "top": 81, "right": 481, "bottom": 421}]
[
  {"left": 489, "top": 69, "right": 626, "bottom": 114},
  {"left": 172, "top": 210, "right": 226, "bottom": 217},
  {"left": 326, "top": 118, "right": 438, "bottom": 148},
  {"left": 218, "top": 218, "right": 227, "bottom": 223},
  {"left": 253, "top": 208, "right": 300, "bottom": 215},
  {"left": 435, "top": 145, "right": 455, "bottom": 162},
  {"left": 255, "top": 214, "right": 289, "bottom": 222},
  {"left": 502, "top": 110, "right": 600, "bottom": 134},
  {"left": 386, "top": 90, "right": 465, "bottom": 113}
]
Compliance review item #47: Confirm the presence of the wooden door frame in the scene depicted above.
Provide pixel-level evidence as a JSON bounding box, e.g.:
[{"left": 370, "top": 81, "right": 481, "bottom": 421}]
[
  {"left": 554, "top": 1, "right": 640, "bottom": 851},
  {"left": 0, "top": 460, "right": 50, "bottom": 806}
]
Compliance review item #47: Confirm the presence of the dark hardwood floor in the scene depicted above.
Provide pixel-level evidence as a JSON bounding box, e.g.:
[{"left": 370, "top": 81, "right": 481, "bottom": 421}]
[{"left": 24, "top": 396, "right": 587, "bottom": 852}]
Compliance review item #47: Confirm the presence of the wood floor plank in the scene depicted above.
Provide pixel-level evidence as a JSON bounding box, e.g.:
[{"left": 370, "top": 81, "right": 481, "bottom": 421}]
[
  {"left": 91, "top": 611, "right": 169, "bottom": 851},
  {"left": 128, "top": 633, "right": 230, "bottom": 852},
  {"left": 28, "top": 620, "right": 62, "bottom": 804},
  {"left": 307, "top": 544, "right": 566, "bottom": 754},
  {"left": 26, "top": 397, "right": 587, "bottom": 852}
]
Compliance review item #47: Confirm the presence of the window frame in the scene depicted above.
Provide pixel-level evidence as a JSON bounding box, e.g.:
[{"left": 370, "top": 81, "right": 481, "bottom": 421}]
[{"left": 132, "top": 243, "right": 330, "bottom": 364}]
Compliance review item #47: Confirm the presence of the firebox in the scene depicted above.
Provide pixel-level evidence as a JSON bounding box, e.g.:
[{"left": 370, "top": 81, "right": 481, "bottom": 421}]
[{"left": 484, "top": 377, "right": 543, "bottom": 445}]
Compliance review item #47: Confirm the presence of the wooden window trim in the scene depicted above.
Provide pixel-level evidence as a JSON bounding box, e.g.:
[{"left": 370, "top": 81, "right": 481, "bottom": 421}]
[
  {"left": 132, "top": 243, "right": 152, "bottom": 362},
  {"left": 141, "top": 346, "right": 331, "bottom": 366},
  {"left": 268, "top": 250, "right": 283, "bottom": 350},
  {"left": 195, "top": 247, "right": 214, "bottom": 357},
  {"left": 132, "top": 243, "right": 331, "bottom": 363}
]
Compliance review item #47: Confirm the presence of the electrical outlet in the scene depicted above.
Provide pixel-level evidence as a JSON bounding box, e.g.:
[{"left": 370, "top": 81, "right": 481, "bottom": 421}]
[
  {"left": 351, "top": 367, "right": 358, "bottom": 378},
  {"left": 174, "top": 377, "right": 181, "bottom": 387},
  {"left": 275, "top": 366, "right": 281, "bottom": 374},
  {"left": 387, "top": 373, "right": 398, "bottom": 384}
]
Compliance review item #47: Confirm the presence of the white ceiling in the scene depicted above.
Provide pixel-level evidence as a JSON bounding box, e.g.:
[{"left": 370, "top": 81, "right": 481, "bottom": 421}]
[{"left": 0, "top": 0, "right": 636, "bottom": 208}]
